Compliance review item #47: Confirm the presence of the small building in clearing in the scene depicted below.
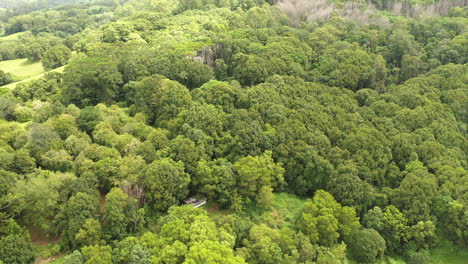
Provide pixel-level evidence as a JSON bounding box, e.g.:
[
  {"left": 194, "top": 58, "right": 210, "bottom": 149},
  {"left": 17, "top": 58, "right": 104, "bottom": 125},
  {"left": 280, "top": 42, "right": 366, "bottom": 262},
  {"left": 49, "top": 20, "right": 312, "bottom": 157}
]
[{"left": 184, "top": 196, "right": 207, "bottom": 208}]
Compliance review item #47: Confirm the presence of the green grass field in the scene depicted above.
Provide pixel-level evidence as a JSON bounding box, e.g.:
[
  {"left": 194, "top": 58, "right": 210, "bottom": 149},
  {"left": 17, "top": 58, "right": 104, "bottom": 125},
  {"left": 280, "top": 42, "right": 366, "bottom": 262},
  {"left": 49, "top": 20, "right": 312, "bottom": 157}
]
[
  {"left": 0, "top": 58, "right": 45, "bottom": 81},
  {"left": 0, "top": 31, "right": 26, "bottom": 41},
  {"left": 204, "top": 192, "right": 306, "bottom": 228},
  {"left": 262, "top": 192, "right": 306, "bottom": 228},
  {"left": 431, "top": 239, "right": 468, "bottom": 264},
  {"left": 383, "top": 239, "right": 468, "bottom": 264},
  {"left": 0, "top": 59, "right": 65, "bottom": 90}
]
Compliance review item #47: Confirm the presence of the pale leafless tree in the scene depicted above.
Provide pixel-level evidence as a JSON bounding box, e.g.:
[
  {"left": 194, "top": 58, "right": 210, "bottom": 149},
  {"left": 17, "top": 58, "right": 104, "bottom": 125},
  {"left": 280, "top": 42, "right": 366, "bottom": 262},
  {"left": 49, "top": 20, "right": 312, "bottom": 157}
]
[{"left": 276, "top": 0, "right": 467, "bottom": 25}]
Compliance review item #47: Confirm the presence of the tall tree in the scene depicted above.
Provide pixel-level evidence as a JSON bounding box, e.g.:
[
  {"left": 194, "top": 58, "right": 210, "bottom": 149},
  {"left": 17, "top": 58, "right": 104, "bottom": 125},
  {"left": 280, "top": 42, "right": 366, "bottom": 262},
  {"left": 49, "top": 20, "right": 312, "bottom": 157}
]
[
  {"left": 103, "top": 187, "right": 141, "bottom": 241},
  {"left": 61, "top": 192, "right": 100, "bottom": 249},
  {"left": 298, "top": 190, "right": 359, "bottom": 246},
  {"left": 0, "top": 219, "right": 35, "bottom": 264},
  {"left": 61, "top": 56, "right": 123, "bottom": 107},
  {"left": 348, "top": 228, "right": 386, "bottom": 264},
  {"left": 133, "top": 75, "right": 191, "bottom": 126},
  {"left": 42, "top": 45, "right": 72, "bottom": 70},
  {"left": 143, "top": 158, "right": 190, "bottom": 211},
  {"left": 233, "top": 151, "right": 285, "bottom": 204},
  {"left": 393, "top": 166, "right": 438, "bottom": 223}
]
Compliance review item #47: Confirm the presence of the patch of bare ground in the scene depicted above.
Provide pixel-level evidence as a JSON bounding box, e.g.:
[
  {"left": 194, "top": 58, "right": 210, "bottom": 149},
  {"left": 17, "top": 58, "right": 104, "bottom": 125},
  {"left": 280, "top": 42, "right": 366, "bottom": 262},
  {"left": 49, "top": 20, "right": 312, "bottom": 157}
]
[{"left": 36, "top": 254, "right": 64, "bottom": 264}]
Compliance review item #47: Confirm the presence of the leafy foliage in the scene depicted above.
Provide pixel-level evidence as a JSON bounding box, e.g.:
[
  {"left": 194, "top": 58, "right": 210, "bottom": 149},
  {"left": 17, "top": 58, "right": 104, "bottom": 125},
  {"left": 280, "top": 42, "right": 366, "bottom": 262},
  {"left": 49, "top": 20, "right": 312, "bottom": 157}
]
[{"left": 0, "top": 0, "right": 467, "bottom": 263}]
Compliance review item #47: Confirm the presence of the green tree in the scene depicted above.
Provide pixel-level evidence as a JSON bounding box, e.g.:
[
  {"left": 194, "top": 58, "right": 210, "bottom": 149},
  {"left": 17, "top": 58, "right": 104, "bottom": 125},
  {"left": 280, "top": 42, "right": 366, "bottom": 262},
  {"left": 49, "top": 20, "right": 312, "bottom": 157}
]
[
  {"left": 0, "top": 219, "right": 35, "bottom": 264},
  {"left": 363, "top": 206, "right": 384, "bottom": 231},
  {"left": 102, "top": 22, "right": 133, "bottom": 43},
  {"left": 75, "top": 218, "right": 103, "bottom": 247},
  {"left": 9, "top": 171, "right": 70, "bottom": 234},
  {"left": 341, "top": 126, "right": 392, "bottom": 186},
  {"left": 185, "top": 240, "right": 246, "bottom": 264},
  {"left": 143, "top": 158, "right": 190, "bottom": 211},
  {"left": 168, "top": 135, "right": 202, "bottom": 175},
  {"left": 382, "top": 205, "right": 409, "bottom": 253},
  {"left": 234, "top": 37, "right": 311, "bottom": 85},
  {"left": 327, "top": 168, "right": 366, "bottom": 208},
  {"left": 393, "top": 167, "right": 438, "bottom": 223},
  {"left": 348, "top": 228, "right": 386, "bottom": 263},
  {"left": 77, "top": 107, "right": 101, "bottom": 134},
  {"left": 233, "top": 151, "right": 285, "bottom": 203},
  {"left": 40, "top": 149, "right": 73, "bottom": 172},
  {"left": 133, "top": 74, "right": 191, "bottom": 126},
  {"left": 155, "top": 240, "right": 188, "bottom": 264},
  {"left": 316, "top": 47, "right": 386, "bottom": 91},
  {"left": 113, "top": 237, "right": 151, "bottom": 264},
  {"left": 445, "top": 200, "right": 468, "bottom": 245},
  {"left": 0, "top": 70, "right": 13, "bottom": 86},
  {"left": 192, "top": 80, "right": 240, "bottom": 113},
  {"left": 257, "top": 186, "right": 274, "bottom": 209},
  {"left": 298, "top": 190, "right": 360, "bottom": 246},
  {"left": 0, "top": 96, "right": 17, "bottom": 121},
  {"left": 152, "top": 205, "right": 239, "bottom": 263},
  {"left": 11, "top": 148, "right": 36, "bottom": 174},
  {"left": 61, "top": 192, "right": 100, "bottom": 249},
  {"left": 42, "top": 45, "right": 72, "bottom": 70},
  {"left": 25, "top": 42, "right": 47, "bottom": 62},
  {"left": 193, "top": 159, "right": 238, "bottom": 209},
  {"left": 61, "top": 56, "right": 123, "bottom": 107},
  {"left": 409, "top": 221, "right": 436, "bottom": 250},
  {"left": 169, "top": 58, "right": 214, "bottom": 89},
  {"left": 284, "top": 147, "right": 335, "bottom": 196},
  {"left": 0, "top": 169, "right": 16, "bottom": 208},
  {"left": 27, "top": 123, "right": 60, "bottom": 158},
  {"left": 63, "top": 250, "right": 84, "bottom": 264},
  {"left": 387, "top": 29, "right": 421, "bottom": 67},
  {"left": 82, "top": 245, "right": 112, "bottom": 264},
  {"left": 103, "top": 187, "right": 140, "bottom": 240},
  {"left": 241, "top": 224, "right": 298, "bottom": 264}
]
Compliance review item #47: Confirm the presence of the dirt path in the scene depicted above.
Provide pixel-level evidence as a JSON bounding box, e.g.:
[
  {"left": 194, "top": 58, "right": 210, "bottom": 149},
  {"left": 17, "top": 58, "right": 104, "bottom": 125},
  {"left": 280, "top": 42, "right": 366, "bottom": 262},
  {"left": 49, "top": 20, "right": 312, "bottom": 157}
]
[
  {"left": 29, "top": 227, "right": 60, "bottom": 246},
  {"left": 28, "top": 227, "right": 62, "bottom": 264},
  {"left": 36, "top": 254, "right": 64, "bottom": 264}
]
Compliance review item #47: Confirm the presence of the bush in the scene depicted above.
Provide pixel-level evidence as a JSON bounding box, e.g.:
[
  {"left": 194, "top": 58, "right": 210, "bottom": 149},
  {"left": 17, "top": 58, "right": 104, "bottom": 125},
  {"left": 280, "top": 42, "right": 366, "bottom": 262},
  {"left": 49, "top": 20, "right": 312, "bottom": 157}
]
[
  {"left": 405, "top": 249, "right": 432, "bottom": 264},
  {"left": 14, "top": 106, "right": 33, "bottom": 122},
  {"left": 0, "top": 70, "right": 13, "bottom": 86}
]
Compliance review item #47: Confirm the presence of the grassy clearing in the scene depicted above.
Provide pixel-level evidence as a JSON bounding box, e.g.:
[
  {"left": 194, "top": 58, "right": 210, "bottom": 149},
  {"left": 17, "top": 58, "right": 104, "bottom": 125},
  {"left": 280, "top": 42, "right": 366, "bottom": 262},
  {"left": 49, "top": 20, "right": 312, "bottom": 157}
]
[
  {"left": 48, "top": 255, "right": 66, "bottom": 264},
  {"left": 33, "top": 243, "right": 62, "bottom": 264},
  {"left": 30, "top": 226, "right": 63, "bottom": 264},
  {"left": 0, "top": 64, "right": 65, "bottom": 90},
  {"left": 205, "top": 200, "right": 233, "bottom": 221},
  {"left": 382, "top": 240, "right": 468, "bottom": 264},
  {"left": 431, "top": 239, "right": 468, "bottom": 264},
  {"left": 210, "top": 192, "right": 307, "bottom": 228},
  {"left": 259, "top": 192, "right": 306, "bottom": 228},
  {"left": 0, "top": 58, "right": 44, "bottom": 81},
  {"left": 0, "top": 31, "right": 26, "bottom": 41}
]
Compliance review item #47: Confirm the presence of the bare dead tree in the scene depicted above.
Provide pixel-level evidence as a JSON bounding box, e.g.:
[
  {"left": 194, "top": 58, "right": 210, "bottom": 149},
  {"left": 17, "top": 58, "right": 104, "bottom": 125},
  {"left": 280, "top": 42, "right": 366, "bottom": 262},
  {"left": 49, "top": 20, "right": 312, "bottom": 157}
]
[{"left": 276, "top": 0, "right": 467, "bottom": 25}]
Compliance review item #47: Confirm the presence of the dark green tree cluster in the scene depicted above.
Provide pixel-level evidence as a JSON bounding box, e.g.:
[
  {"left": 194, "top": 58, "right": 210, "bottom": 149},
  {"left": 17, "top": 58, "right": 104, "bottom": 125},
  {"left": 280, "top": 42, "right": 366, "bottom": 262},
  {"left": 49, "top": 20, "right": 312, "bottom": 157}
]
[
  {"left": 0, "top": 219, "right": 35, "bottom": 264},
  {"left": 0, "top": 2, "right": 114, "bottom": 62},
  {"left": 0, "top": 70, "right": 12, "bottom": 86}
]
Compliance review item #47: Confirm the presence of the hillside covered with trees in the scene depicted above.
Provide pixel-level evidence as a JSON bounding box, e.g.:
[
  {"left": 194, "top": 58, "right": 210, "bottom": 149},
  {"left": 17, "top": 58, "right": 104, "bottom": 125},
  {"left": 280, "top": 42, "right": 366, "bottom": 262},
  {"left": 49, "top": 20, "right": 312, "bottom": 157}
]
[{"left": 0, "top": 0, "right": 467, "bottom": 263}]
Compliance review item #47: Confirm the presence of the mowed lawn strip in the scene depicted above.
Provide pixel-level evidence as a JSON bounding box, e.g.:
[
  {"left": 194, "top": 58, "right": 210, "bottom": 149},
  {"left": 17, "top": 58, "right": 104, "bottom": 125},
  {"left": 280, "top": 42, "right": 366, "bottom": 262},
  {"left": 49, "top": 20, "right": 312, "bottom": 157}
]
[
  {"left": 0, "top": 58, "right": 45, "bottom": 81},
  {"left": 0, "top": 63, "right": 66, "bottom": 90}
]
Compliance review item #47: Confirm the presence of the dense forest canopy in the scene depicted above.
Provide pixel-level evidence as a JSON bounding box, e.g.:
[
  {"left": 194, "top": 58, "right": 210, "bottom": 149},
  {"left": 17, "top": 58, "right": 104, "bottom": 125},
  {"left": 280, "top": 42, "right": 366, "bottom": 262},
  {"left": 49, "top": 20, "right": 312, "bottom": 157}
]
[{"left": 0, "top": 0, "right": 467, "bottom": 263}]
